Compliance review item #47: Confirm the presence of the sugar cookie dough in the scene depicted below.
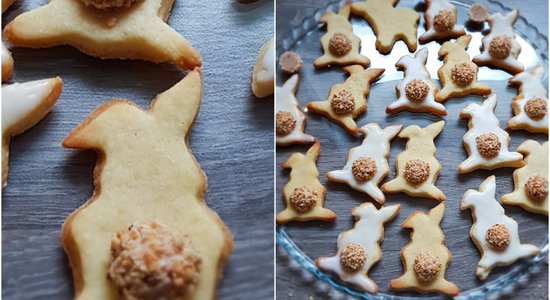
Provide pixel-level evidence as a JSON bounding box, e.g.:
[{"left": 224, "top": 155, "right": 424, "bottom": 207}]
[
  {"left": 252, "top": 37, "right": 275, "bottom": 98},
  {"left": 276, "top": 75, "right": 315, "bottom": 146}
]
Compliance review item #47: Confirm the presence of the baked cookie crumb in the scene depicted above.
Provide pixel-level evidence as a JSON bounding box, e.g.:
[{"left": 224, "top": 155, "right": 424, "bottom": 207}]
[
  {"left": 433, "top": 10, "right": 455, "bottom": 32},
  {"left": 405, "top": 79, "right": 429, "bottom": 103},
  {"left": 488, "top": 35, "right": 512, "bottom": 59},
  {"left": 352, "top": 157, "right": 377, "bottom": 182},
  {"left": 108, "top": 221, "right": 201, "bottom": 300},
  {"left": 279, "top": 51, "right": 302, "bottom": 74},
  {"left": 485, "top": 224, "right": 511, "bottom": 251},
  {"left": 451, "top": 62, "right": 475, "bottom": 87},
  {"left": 330, "top": 90, "right": 355, "bottom": 115},
  {"left": 328, "top": 33, "right": 352, "bottom": 56},
  {"left": 290, "top": 186, "right": 318, "bottom": 213},
  {"left": 525, "top": 175, "right": 548, "bottom": 201},
  {"left": 476, "top": 133, "right": 501, "bottom": 157},
  {"left": 404, "top": 159, "right": 430, "bottom": 184},
  {"left": 340, "top": 244, "right": 367, "bottom": 273},
  {"left": 413, "top": 252, "right": 441, "bottom": 282},
  {"left": 81, "top": 0, "right": 138, "bottom": 9},
  {"left": 276, "top": 111, "right": 296, "bottom": 136},
  {"left": 524, "top": 98, "right": 547, "bottom": 121}
]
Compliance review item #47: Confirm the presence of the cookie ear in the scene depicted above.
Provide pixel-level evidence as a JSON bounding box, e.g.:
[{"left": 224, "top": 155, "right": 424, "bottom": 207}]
[
  {"left": 306, "top": 142, "right": 321, "bottom": 160},
  {"left": 483, "top": 94, "right": 497, "bottom": 111},
  {"left": 338, "top": 3, "right": 351, "bottom": 19},
  {"left": 456, "top": 35, "right": 472, "bottom": 50},
  {"left": 428, "top": 202, "right": 445, "bottom": 225},
  {"left": 506, "top": 9, "right": 519, "bottom": 23},
  {"left": 414, "top": 47, "right": 429, "bottom": 64},
  {"left": 425, "top": 121, "right": 445, "bottom": 138},
  {"left": 379, "top": 204, "right": 400, "bottom": 221}
]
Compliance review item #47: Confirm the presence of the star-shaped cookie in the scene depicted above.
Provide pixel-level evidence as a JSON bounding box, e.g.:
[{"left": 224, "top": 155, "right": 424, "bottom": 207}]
[{"left": 3, "top": 0, "right": 201, "bottom": 69}]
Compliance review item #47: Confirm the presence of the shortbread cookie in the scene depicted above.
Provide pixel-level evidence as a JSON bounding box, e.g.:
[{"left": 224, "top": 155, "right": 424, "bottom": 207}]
[
  {"left": 61, "top": 69, "right": 233, "bottom": 300},
  {"left": 386, "top": 48, "right": 447, "bottom": 116},
  {"left": 418, "top": 0, "right": 466, "bottom": 44},
  {"left": 436, "top": 35, "right": 491, "bottom": 102},
  {"left": 314, "top": 3, "right": 370, "bottom": 68},
  {"left": 458, "top": 94, "right": 524, "bottom": 173},
  {"left": 276, "top": 142, "right": 336, "bottom": 224},
  {"left": 252, "top": 37, "right": 274, "bottom": 98},
  {"left": 2, "top": 0, "right": 15, "bottom": 13},
  {"left": 316, "top": 203, "right": 400, "bottom": 293},
  {"left": 382, "top": 121, "right": 446, "bottom": 202},
  {"left": 507, "top": 65, "right": 548, "bottom": 134},
  {"left": 3, "top": 0, "right": 201, "bottom": 69},
  {"left": 502, "top": 140, "right": 548, "bottom": 215},
  {"left": 389, "top": 203, "right": 459, "bottom": 296},
  {"left": 327, "top": 123, "right": 402, "bottom": 204},
  {"left": 307, "top": 66, "right": 384, "bottom": 135},
  {"left": 2, "top": 77, "right": 62, "bottom": 187},
  {"left": 2, "top": 42, "right": 13, "bottom": 81},
  {"left": 276, "top": 75, "right": 315, "bottom": 146},
  {"left": 350, "top": 0, "right": 419, "bottom": 54},
  {"left": 461, "top": 176, "right": 539, "bottom": 280},
  {"left": 473, "top": 10, "right": 524, "bottom": 74}
]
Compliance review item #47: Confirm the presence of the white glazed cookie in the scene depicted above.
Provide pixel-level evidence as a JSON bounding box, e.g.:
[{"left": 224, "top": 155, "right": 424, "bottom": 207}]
[
  {"left": 252, "top": 37, "right": 274, "bottom": 98},
  {"left": 507, "top": 65, "right": 548, "bottom": 134},
  {"left": 316, "top": 203, "right": 400, "bottom": 293},
  {"left": 276, "top": 75, "right": 315, "bottom": 146},
  {"left": 386, "top": 48, "right": 447, "bottom": 116},
  {"left": 314, "top": 3, "right": 370, "bottom": 69},
  {"left": 382, "top": 121, "right": 446, "bottom": 202},
  {"left": 389, "top": 203, "right": 459, "bottom": 296},
  {"left": 502, "top": 141, "right": 548, "bottom": 215},
  {"left": 458, "top": 94, "right": 524, "bottom": 173},
  {"left": 307, "top": 65, "right": 384, "bottom": 135},
  {"left": 277, "top": 142, "right": 337, "bottom": 224},
  {"left": 461, "top": 176, "right": 539, "bottom": 280},
  {"left": 2, "top": 77, "right": 63, "bottom": 187},
  {"left": 418, "top": 0, "right": 465, "bottom": 44},
  {"left": 327, "top": 123, "right": 402, "bottom": 204},
  {"left": 1, "top": 41, "right": 13, "bottom": 81},
  {"left": 473, "top": 10, "right": 524, "bottom": 74}
]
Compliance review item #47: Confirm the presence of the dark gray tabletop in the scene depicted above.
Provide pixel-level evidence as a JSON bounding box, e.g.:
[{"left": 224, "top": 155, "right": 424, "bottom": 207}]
[
  {"left": 276, "top": 0, "right": 548, "bottom": 299},
  {"left": 2, "top": 1, "right": 274, "bottom": 299}
]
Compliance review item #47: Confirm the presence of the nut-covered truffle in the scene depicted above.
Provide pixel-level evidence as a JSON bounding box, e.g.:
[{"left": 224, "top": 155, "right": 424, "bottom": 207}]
[
  {"left": 524, "top": 98, "right": 547, "bottom": 121},
  {"left": 488, "top": 35, "right": 512, "bottom": 59},
  {"left": 352, "top": 157, "right": 377, "bottom": 182},
  {"left": 405, "top": 79, "right": 430, "bottom": 103},
  {"left": 330, "top": 90, "right": 355, "bottom": 115},
  {"left": 404, "top": 159, "right": 430, "bottom": 184},
  {"left": 328, "top": 33, "right": 352, "bottom": 56},
  {"left": 525, "top": 175, "right": 548, "bottom": 202},
  {"left": 340, "top": 244, "right": 367, "bottom": 273},
  {"left": 108, "top": 221, "right": 201, "bottom": 300},
  {"left": 81, "top": 0, "right": 138, "bottom": 9},
  {"left": 413, "top": 252, "right": 441, "bottom": 282},
  {"left": 279, "top": 51, "right": 302, "bottom": 74},
  {"left": 276, "top": 111, "right": 296, "bottom": 136},
  {"left": 451, "top": 62, "right": 475, "bottom": 87},
  {"left": 475, "top": 133, "right": 501, "bottom": 157},
  {"left": 433, "top": 10, "right": 455, "bottom": 32},
  {"left": 290, "top": 186, "right": 318, "bottom": 213},
  {"left": 485, "top": 224, "right": 511, "bottom": 251},
  {"left": 468, "top": 3, "right": 489, "bottom": 23}
]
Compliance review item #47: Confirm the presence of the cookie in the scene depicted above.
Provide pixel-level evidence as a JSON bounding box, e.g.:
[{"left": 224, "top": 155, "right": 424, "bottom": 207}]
[
  {"left": 458, "top": 94, "right": 524, "bottom": 173},
  {"left": 386, "top": 48, "right": 447, "bottom": 117},
  {"left": 316, "top": 203, "right": 400, "bottom": 293},
  {"left": 461, "top": 176, "right": 540, "bottom": 280},
  {"left": 2, "top": 77, "right": 62, "bottom": 187},
  {"left": 501, "top": 140, "right": 548, "bottom": 215},
  {"left": 382, "top": 121, "right": 446, "bottom": 202},
  {"left": 61, "top": 69, "right": 233, "bottom": 300},
  {"left": 418, "top": 0, "right": 466, "bottom": 44},
  {"left": 472, "top": 10, "right": 524, "bottom": 74},
  {"left": 507, "top": 65, "right": 548, "bottom": 134},
  {"left": 276, "top": 142, "right": 336, "bottom": 224},
  {"left": 3, "top": 0, "right": 201, "bottom": 69},
  {"left": 279, "top": 51, "right": 302, "bottom": 74},
  {"left": 2, "top": 42, "right": 13, "bottom": 82},
  {"left": 2, "top": 0, "right": 15, "bottom": 13},
  {"left": 350, "top": 0, "right": 419, "bottom": 54},
  {"left": 252, "top": 37, "right": 274, "bottom": 98},
  {"left": 314, "top": 2, "right": 370, "bottom": 69},
  {"left": 276, "top": 75, "right": 315, "bottom": 146},
  {"left": 467, "top": 3, "right": 488, "bottom": 24},
  {"left": 327, "top": 123, "right": 402, "bottom": 204},
  {"left": 307, "top": 66, "right": 384, "bottom": 135},
  {"left": 389, "top": 203, "right": 459, "bottom": 296},
  {"left": 436, "top": 35, "right": 491, "bottom": 102}
]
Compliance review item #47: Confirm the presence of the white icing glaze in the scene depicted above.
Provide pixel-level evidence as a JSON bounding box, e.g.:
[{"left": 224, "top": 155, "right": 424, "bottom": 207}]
[
  {"left": 259, "top": 38, "right": 275, "bottom": 83},
  {"left": 461, "top": 176, "right": 539, "bottom": 280},
  {"left": 1, "top": 42, "right": 10, "bottom": 67},
  {"left": 2, "top": 79, "right": 57, "bottom": 131},
  {"left": 473, "top": 10, "right": 524, "bottom": 72},
  {"left": 419, "top": 0, "right": 464, "bottom": 41},
  {"left": 459, "top": 94, "right": 523, "bottom": 172},
  {"left": 327, "top": 123, "right": 401, "bottom": 203},
  {"left": 508, "top": 65, "right": 548, "bottom": 131},
  {"left": 317, "top": 203, "right": 400, "bottom": 293},
  {"left": 276, "top": 75, "right": 315, "bottom": 145},
  {"left": 387, "top": 48, "right": 446, "bottom": 115}
]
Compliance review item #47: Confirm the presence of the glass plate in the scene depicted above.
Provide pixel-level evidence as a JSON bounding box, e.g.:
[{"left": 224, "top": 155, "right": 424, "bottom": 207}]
[{"left": 276, "top": 0, "right": 548, "bottom": 299}]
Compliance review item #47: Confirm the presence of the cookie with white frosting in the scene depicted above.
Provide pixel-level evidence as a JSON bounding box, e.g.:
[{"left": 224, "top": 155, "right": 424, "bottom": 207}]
[
  {"left": 418, "top": 0, "right": 466, "bottom": 44},
  {"left": 276, "top": 75, "right": 315, "bottom": 146}
]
